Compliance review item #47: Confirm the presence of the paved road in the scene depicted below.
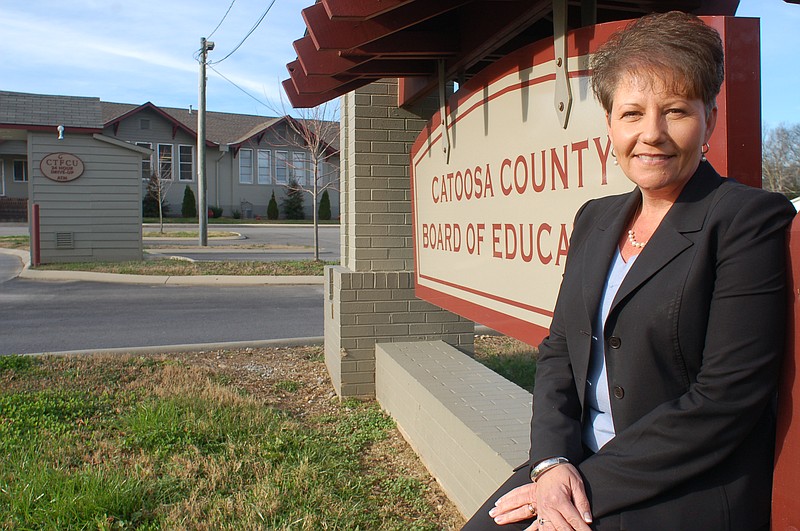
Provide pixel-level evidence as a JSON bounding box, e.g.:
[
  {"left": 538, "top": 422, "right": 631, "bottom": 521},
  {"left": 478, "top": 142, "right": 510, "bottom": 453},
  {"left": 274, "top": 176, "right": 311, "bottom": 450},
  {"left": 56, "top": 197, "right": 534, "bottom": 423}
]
[
  {"left": 0, "top": 223, "right": 335, "bottom": 355},
  {"left": 0, "top": 223, "right": 27, "bottom": 237},
  {"left": 0, "top": 277, "right": 324, "bottom": 355}
]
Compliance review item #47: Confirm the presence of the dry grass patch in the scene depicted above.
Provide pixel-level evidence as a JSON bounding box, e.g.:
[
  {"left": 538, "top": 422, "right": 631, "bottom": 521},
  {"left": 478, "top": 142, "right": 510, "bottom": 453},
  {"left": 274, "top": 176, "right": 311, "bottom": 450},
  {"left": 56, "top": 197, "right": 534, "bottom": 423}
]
[
  {"left": 0, "top": 347, "right": 465, "bottom": 530},
  {"left": 34, "top": 259, "right": 332, "bottom": 276},
  {"left": 0, "top": 235, "right": 28, "bottom": 250}
]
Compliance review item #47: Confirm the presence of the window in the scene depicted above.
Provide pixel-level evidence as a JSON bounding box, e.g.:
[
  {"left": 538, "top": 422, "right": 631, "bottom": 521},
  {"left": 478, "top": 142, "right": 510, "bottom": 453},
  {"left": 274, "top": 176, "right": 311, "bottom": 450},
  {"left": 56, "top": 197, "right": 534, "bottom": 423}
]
[
  {"left": 322, "top": 160, "right": 338, "bottom": 185},
  {"left": 292, "top": 152, "right": 309, "bottom": 186},
  {"left": 239, "top": 148, "right": 253, "bottom": 184},
  {"left": 13, "top": 160, "right": 28, "bottom": 182},
  {"left": 0, "top": 163, "right": 4, "bottom": 196},
  {"left": 157, "top": 144, "right": 173, "bottom": 179},
  {"left": 257, "top": 149, "right": 271, "bottom": 184},
  {"left": 275, "top": 151, "right": 288, "bottom": 184},
  {"left": 136, "top": 142, "right": 152, "bottom": 180},
  {"left": 178, "top": 145, "right": 194, "bottom": 181}
]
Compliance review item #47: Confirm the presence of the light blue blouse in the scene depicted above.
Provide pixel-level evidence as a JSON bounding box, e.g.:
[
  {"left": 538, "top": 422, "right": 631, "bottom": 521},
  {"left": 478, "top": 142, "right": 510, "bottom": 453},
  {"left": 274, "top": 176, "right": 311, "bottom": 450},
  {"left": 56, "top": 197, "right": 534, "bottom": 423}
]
[{"left": 582, "top": 248, "right": 637, "bottom": 453}]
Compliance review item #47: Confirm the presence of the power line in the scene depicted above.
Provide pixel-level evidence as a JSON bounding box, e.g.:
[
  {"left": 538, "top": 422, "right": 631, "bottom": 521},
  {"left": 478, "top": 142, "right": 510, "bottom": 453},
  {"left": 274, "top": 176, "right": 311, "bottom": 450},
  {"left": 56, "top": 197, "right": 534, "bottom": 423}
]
[
  {"left": 208, "top": 0, "right": 237, "bottom": 38},
  {"left": 207, "top": 63, "right": 273, "bottom": 112},
  {"left": 210, "top": 0, "right": 277, "bottom": 65}
]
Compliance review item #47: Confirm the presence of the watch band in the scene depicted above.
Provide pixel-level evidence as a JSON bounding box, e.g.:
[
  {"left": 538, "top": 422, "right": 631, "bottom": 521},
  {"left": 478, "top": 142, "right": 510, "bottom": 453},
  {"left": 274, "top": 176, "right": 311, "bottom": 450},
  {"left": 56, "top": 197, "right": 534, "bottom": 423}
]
[{"left": 529, "top": 456, "right": 569, "bottom": 482}]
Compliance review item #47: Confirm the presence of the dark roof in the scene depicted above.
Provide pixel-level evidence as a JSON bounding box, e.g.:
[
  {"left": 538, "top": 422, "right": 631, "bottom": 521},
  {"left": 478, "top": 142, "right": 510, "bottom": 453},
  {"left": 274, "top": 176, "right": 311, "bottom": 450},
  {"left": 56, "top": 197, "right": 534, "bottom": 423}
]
[
  {"left": 101, "top": 101, "right": 283, "bottom": 146},
  {"left": 283, "top": 0, "right": 742, "bottom": 107},
  {"left": 100, "top": 101, "right": 338, "bottom": 151},
  {"left": 0, "top": 90, "right": 103, "bottom": 130}
]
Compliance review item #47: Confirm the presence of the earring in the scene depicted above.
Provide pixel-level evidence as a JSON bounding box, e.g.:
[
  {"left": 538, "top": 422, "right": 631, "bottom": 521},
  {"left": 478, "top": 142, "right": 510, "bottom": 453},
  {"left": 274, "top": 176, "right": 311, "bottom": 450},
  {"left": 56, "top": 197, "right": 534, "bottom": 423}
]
[
  {"left": 701, "top": 143, "right": 710, "bottom": 162},
  {"left": 611, "top": 148, "right": 618, "bottom": 166}
]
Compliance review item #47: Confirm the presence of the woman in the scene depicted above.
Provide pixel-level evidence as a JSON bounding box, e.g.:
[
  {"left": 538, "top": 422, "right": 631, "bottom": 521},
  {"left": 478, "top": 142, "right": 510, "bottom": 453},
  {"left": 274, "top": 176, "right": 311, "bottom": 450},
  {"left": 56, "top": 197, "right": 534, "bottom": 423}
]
[{"left": 464, "top": 11, "right": 795, "bottom": 531}]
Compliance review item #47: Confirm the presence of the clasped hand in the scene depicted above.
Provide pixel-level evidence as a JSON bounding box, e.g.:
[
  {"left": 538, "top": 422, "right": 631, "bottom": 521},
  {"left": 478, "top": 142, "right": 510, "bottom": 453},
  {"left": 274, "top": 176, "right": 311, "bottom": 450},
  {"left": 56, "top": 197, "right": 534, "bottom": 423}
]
[{"left": 488, "top": 464, "right": 593, "bottom": 530}]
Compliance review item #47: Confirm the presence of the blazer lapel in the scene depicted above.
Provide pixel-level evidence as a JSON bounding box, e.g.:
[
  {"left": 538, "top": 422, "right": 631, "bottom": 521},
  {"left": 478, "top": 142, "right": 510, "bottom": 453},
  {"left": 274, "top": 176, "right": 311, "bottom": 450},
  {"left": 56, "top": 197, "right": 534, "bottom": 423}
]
[
  {"left": 609, "top": 164, "right": 724, "bottom": 314},
  {"left": 581, "top": 191, "right": 641, "bottom": 325}
]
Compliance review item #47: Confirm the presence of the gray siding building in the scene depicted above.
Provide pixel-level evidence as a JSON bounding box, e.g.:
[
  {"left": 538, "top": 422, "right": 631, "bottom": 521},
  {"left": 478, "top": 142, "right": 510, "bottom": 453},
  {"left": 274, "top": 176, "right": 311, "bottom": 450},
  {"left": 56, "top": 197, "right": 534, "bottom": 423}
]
[
  {"left": 1, "top": 91, "right": 340, "bottom": 223},
  {"left": 0, "top": 90, "right": 147, "bottom": 263},
  {"left": 101, "top": 102, "right": 340, "bottom": 220}
]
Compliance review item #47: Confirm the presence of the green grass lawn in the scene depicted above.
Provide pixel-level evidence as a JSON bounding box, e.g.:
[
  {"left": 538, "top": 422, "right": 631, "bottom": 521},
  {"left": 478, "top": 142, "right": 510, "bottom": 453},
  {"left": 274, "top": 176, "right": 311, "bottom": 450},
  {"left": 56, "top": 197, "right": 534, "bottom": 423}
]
[
  {"left": 0, "top": 351, "right": 461, "bottom": 530},
  {"left": 472, "top": 335, "right": 537, "bottom": 393},
  {"left": 142, "top": 230, "right": 239, "bottom": 238}
]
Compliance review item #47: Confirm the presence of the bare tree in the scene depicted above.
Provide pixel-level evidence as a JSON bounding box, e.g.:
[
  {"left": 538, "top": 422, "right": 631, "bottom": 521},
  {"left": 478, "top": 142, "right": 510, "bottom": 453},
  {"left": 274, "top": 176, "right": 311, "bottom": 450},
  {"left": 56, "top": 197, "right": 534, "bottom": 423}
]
[
  {"left": 271, "top": 99, "right": 340, "bottom": 261},
  {"left": 762, "top": 123, "right": 800, "bottom": 197},
  {"left": 143, "top": 171, "right": 173, "bottom": 233}
]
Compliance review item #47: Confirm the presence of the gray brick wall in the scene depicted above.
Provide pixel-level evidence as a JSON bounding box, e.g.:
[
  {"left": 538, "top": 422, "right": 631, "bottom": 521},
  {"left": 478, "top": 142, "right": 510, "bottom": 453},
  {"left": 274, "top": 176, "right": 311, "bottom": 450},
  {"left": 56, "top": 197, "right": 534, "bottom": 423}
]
[{"left": 325, "top": 80, "right": 473, "bottom": 397}]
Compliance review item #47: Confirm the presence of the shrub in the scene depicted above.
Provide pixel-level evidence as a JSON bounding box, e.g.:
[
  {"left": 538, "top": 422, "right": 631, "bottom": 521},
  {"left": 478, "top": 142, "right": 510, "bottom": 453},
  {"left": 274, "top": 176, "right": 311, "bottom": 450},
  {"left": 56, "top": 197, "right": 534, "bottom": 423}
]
[
  {"left": 267, "top": 190, "right": 279, "bottom": 220},
  {"left": 318, "top": 189, "right": 331, "bottom": 220},
  {"left": 209, "top": 206, "right": 223, "bottom": 218},
  {"left": 181, "top": 185, "right": 197, "bottom": 218},
  {"left": 281, "top": 179, "right": 305, "bottom": 220}
]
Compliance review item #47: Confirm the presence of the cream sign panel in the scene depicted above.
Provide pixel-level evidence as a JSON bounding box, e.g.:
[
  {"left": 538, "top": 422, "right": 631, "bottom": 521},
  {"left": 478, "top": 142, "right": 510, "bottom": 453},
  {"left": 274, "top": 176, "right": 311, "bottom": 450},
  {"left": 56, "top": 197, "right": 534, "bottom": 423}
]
[{"left": 411, "top": 22, "right": 635, "bottom": 345}]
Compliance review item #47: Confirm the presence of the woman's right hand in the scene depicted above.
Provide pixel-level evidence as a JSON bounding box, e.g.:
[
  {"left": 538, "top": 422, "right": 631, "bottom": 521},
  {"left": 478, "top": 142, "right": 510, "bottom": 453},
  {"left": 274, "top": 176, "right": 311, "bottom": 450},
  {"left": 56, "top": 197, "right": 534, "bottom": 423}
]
[{"left": 533, "top": 464, "right": 593, "bottom": 530}]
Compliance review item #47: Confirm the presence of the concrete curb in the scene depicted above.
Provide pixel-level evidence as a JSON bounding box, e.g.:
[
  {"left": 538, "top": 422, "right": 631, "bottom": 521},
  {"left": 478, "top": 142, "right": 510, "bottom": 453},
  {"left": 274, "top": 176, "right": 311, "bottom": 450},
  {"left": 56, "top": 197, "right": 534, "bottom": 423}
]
[
  {"left": 17, "top": 268, "right": 324, "bottom": 285},
  {"left": 1, "top": 248, "right": 323, "bottom": 285},
  {"left": 142, "top": 223, "right": 340, "bottom": 229},
  {"left": 23, "top": 329, "right": 497, "bottom": 358},
  {"left": 23, "top": 336, "right": 325, "bottom": 357}
]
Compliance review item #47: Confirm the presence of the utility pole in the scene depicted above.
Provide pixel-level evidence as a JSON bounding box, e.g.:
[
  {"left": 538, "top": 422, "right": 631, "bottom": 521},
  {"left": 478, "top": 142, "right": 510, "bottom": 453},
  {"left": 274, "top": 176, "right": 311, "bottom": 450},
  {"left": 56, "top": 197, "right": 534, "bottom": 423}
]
[{"left": 198, "top": 37, "right": 214, "bottom": 247}]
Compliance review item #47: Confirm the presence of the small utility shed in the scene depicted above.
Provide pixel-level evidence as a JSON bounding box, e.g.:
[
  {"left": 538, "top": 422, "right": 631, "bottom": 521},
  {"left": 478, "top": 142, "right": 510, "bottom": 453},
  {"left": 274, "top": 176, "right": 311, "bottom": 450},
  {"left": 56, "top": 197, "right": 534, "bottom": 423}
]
[{"left": 0, "top": 91, "right": 148, "bottom": 263}]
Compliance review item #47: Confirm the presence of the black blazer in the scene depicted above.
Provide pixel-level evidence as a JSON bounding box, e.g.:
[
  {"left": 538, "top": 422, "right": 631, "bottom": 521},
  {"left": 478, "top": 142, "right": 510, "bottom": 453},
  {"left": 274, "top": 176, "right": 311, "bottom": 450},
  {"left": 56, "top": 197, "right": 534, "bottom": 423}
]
[{"left": 529, "top": 162, "right": 796, "bottom": 530}]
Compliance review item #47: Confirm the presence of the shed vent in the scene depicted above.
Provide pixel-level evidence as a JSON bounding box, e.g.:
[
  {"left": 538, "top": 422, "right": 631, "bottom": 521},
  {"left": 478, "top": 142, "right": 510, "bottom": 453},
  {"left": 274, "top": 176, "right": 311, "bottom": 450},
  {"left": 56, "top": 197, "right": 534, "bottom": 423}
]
[{"left": 55, "top": 232, "right": 74, "bottom": 249}]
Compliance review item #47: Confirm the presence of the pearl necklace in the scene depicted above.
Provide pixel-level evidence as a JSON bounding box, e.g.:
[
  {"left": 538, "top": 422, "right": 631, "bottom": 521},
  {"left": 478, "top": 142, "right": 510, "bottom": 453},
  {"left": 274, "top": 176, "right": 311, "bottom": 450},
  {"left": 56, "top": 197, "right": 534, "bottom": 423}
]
[{"left": 627, "top": 229, "right": 647, "bottom": 248}]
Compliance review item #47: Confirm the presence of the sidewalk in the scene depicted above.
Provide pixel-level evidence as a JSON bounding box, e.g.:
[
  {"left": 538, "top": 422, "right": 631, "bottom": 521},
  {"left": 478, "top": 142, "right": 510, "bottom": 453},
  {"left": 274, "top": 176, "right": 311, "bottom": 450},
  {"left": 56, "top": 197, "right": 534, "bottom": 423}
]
[{"left": 0, "top": 248, "right": 323, "bottom": 286}]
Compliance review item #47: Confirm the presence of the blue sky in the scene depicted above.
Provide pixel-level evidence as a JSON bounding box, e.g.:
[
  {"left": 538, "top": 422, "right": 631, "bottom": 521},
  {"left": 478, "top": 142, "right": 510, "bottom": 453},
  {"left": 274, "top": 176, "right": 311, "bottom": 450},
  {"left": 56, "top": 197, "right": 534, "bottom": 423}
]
[{"left": 1, "top": 0, "right": 798, "bottom": 127}]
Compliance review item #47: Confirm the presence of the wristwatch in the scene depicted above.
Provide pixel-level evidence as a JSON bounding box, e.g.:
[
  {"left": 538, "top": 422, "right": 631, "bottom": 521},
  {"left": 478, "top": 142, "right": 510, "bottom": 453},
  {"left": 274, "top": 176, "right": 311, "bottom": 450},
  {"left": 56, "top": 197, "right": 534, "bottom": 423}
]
[{"left": 529, "top": 457, "right": 569, "bottom": 482}]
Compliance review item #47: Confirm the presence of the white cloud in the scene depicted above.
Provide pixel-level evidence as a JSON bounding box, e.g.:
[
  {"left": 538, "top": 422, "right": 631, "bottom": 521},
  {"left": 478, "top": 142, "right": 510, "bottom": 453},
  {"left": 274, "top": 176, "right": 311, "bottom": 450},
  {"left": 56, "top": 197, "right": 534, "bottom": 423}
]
[{"left": 0, "top": 0, "right": 304, "bottom": 113}]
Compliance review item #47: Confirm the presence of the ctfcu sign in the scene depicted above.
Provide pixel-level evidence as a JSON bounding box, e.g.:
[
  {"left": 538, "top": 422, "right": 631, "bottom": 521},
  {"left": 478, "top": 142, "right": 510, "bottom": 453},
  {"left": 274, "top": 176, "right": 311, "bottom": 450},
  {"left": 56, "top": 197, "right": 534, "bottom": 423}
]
[
  {"left": 40, "top": 152, "right": 85, "bottom": 182},
  {"left": 411, "top": 17, "right": 756, "bottom": 345}
]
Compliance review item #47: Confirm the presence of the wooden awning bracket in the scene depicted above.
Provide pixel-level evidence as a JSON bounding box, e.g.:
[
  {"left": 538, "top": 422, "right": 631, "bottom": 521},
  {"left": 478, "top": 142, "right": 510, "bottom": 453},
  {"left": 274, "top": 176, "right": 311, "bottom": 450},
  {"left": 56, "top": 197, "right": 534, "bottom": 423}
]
[
  {"left": 553, "top": 0, "right": 572, "bottom": 129},
  {"left": 438, "top": 59, "right": 451, "bottom": 163}
]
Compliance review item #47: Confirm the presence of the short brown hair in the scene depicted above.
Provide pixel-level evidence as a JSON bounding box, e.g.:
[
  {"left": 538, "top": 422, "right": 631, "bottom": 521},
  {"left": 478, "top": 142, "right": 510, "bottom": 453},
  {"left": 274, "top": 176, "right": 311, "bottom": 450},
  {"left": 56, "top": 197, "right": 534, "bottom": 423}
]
[{"left": 590, "top": 11, "right": 724, "bottom": 115}]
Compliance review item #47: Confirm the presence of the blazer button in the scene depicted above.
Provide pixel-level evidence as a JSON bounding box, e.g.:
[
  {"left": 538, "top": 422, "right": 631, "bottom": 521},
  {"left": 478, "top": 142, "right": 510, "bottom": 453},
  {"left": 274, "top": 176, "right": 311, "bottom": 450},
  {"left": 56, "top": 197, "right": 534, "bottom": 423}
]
[
  {"left": 608, "top": 336, "right": 621, "bottom": 349},
  {"left": 613, "top": 386, "right": 625, "bottom": 399}
]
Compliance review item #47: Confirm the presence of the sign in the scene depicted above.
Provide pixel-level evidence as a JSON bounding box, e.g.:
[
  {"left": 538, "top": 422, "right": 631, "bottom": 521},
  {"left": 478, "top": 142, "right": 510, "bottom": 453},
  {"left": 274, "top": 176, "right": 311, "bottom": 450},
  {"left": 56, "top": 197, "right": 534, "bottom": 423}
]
[
  {"left": 40, "top": 152, "right": 85, "bottom": 182},
  {"left": 410, "top": 17, "right": 757, "bottom": 345}
]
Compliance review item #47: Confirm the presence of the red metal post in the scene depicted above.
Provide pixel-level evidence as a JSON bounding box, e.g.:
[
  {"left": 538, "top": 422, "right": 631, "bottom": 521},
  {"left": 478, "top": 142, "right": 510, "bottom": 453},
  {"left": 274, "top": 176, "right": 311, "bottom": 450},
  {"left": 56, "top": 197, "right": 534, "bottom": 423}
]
[
  {"left": 31, "top": 203, "right": 40, "bottom": 267},
  {"left": 773, "top": 215, "right": 800, "bottom": 529}
]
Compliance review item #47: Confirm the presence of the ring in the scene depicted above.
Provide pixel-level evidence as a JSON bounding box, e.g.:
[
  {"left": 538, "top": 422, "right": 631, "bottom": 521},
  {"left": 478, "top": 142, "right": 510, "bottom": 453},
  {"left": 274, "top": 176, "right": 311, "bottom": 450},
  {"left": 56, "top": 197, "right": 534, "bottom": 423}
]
[
  {"left": 527, "top": 503, "right": 535, "bottom": 515},
  {"left": 539, "top": 517, "right": 547, "bottom": 526}
]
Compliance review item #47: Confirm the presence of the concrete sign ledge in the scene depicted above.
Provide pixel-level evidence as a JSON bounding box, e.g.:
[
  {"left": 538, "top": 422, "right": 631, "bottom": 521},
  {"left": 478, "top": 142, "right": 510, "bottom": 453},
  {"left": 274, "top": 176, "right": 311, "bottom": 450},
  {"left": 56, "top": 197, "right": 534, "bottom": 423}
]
[{"left": 376, "top": 340, "right": 532, "bottom": 518}]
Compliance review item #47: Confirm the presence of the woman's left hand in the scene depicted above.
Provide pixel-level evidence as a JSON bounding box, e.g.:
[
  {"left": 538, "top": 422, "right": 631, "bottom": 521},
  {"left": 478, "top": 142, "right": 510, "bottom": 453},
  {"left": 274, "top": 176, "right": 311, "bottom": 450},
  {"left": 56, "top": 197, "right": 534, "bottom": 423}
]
[
  {"left": 488, "top": 482, "right": 538, "bottom": 525},
  {"left": 534, "top": 464, "right": 593, "bottom": 530}
]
